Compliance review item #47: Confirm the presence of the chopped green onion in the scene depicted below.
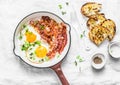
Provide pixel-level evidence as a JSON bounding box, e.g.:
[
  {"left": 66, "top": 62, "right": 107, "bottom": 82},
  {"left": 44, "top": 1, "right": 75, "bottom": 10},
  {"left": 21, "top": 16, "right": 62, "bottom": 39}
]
[
  {"left": 26, "top": 29, "right": 29, "bottom": 32},
  {"left": 74, "top": 61, "right": 77, "bottom": 66},
  {"left": 34, "top": 41, "right": 41, "bottom": 46},
  {"left": 80, "top": 30, "right": 86, "bottom": 39},
  {"left": 61, "top": 11, "right": 66, "bottom": 15},
  {"left": 30, "top": 53, "right": 33, "bottom": 56},
  {"left": 21, "top": 45, "right": 27, "bottom": 51},
  {"left": 32, "top": 43, "right": 36, "bottom": 47},
  {"left": 39, "top": 60, "right": 42, "bottom": 63},
  {"left": 19, "top": 32, "right": 22, "bottom": 40},
  {"left": 41, "top": 59, "right": 44, "bottom": 62},
  {"left": 22, "top": 24, "right": 27, "bottom": 29},
  {"left": 21, "top": 41, "right": 31, "bottom": 51},
  {"left": 76, "top": 55, "right": 84, "bottom": 62},
  {"left": 66, "top": 2, "right": 69, "bottom": 5},
  {"left": 58, "top": 4, "right": 62, "bottom": 9},
  {"left": 57, "top": 54, "right": 60, "bottom": 58},
  {"left": 76, "top": 55, "right": 80, "bottom": 59},
  {"left": 29, "top": 48, "right": 32, "bottom": 50},
  {"left": 19, "top": 35, "right": 23, "bottom": 40},
  {"left": 80, "top": 34, "right": 83, "bottom": 38},
  {"left": 32, "top": 57, "right": 35, "bottom": 60},
  {"left": 34, "top": 21, "right": 39, "bottom": 25},
  {"left": 74, "top": 55, "right": 84, "bottom": 66},
  {"left": 39, "top": 25, "right": 45, "bottom": 30},
  {"left": 44, "top": 56, "right": 49, "bottom": 61},
  {"left": 30, "top": 57, "right": 32, "bottom": 59},
  {"left": 83, "top": 30, "right": 86, "bottom": 36}
]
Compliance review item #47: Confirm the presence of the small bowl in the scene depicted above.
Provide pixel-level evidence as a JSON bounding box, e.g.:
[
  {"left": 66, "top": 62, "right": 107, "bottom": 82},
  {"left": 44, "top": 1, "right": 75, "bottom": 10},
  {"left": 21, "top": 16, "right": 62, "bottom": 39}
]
[
  {"left": 91, "top": 53, "right": 106, "bottom": 69},
  {"left": 108, "top": 42, "right": 120, "bottom": 58}
]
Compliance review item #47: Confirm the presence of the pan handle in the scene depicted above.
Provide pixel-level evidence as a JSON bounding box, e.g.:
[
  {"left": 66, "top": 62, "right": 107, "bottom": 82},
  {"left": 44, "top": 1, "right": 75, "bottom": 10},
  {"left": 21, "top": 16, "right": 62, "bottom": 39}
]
[{"left": 51, "top": 62, "right": 69, "bottom": 85}]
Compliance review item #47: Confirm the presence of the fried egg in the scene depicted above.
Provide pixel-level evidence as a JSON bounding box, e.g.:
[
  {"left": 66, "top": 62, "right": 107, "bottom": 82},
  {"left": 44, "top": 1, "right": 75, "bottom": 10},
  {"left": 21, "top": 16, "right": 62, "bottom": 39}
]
[{"left": 18, "top": 24, "right": 50, "bottom": 64}]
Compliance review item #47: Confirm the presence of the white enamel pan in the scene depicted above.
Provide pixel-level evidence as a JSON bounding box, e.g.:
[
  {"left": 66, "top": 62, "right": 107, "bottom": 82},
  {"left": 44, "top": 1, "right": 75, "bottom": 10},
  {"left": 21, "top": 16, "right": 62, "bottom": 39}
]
[{"left": 13, "top": 11, "right": 71, "bottom": 85}]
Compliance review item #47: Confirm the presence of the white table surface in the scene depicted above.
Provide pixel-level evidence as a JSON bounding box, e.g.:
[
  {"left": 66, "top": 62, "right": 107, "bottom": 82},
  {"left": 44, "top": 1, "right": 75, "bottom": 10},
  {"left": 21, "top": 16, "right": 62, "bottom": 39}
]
[{"left": 0, "top": 0, "right": 120, "bottom": 85}]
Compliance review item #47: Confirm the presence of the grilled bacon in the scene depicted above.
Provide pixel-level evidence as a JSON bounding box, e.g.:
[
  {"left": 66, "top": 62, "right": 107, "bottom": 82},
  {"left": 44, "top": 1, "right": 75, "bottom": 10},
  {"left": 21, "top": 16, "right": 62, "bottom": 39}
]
[{"left": 30, "top": 16, "right": 67, "bottom": 59}]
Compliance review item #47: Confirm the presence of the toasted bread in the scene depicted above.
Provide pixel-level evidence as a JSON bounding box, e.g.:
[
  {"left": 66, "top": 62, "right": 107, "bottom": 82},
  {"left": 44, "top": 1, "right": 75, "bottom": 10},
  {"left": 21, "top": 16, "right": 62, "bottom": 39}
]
[
  {"left": 89, "top": 26, "right": 109, "bottom": 46},
  {"left": 101, "top": 19, "right": 116, "bottom": 41},
  {"left": 87, "top": 13, "right": 106, "bottom": 29},
  {"left": 81, "top": 2, "right": 102, "bottom": 17}
]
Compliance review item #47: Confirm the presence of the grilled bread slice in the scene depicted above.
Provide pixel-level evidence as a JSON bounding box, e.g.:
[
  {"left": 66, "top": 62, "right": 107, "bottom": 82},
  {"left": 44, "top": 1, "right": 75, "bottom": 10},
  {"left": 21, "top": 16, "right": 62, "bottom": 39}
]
[
  {"left": 101, "top": 19, "right": 116, "bottom": 41},
  {"left": 81, "top": 2, "right": 102, "bottom": 17},
  {"left": 89, "top": 26, "right": 109, "bottom": 46},
  {"left": 87, "top": 13, "right": 106, "bottom": 29}
]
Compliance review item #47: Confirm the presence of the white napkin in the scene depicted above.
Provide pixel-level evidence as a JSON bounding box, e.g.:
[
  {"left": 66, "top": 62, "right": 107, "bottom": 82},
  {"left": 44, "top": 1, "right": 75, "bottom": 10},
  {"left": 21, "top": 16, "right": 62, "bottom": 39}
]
[{"left": 0, "top": 0, "right": 120, "bottom": 85}]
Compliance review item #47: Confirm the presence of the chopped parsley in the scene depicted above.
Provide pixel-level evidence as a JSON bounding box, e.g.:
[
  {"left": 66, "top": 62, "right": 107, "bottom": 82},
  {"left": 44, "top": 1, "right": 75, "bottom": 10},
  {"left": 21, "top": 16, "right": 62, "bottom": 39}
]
[
  {"left": 21, "top": 41, "right": 31, "bottom": 51},
  {"left": 19, "top": 36, "right": 22, "bottom": 40},
  {"left": 76, "top": 55, "right": 84, "bottom": 62},
  {"left": 19, "top": 32, "right": 23, "bottom": 40},
  {"left": 32, "top": 57, "right": 35, "bottom": 60},
  {"left": 80, "top": 34, "right": 83, "bottom": 38},
  {"left": 80, "top": 30, "right": 86, "bottom": 39},
  {"left": 39, "top": 25, "right": 45, "bottom": 30},
  {"left": 61, "top": 11, "right": 66, "bottom": 15},
  {"left": 22, "top": 24, "right": 27, "bottom": 29},
  {"left": 41, "top": 59, "right": 44, "bottom": 61},
  {"left": 30, "top": 53, "right": 33, "bottom": 56},
  {"left": 66, "top": 2, "right": 69, "bottom": 5},
  {"left": 21, "top": 41, "right": 42, "bottom": 51},
  {"left": 30, "top": 56, "right": 35, "bottom": 60},
  {"left": 34, "top": 41, "right": 41, "bottom": 46},
  {"left": 83, "top": 30, "right": 86, "bottom": 36},
  {"left": 74, "top": 55, "right": 84, "bottom": 66},
  {"left": 39, "top": 59, "right": 44, "bottom": 63},
  {"left": 26, "top": 29, "right": 29, "bottom": 32},
  {"left": 74, "top": 61, "right": 77, "bottom": 66},
  {"left": 56, "top": 54, "right": 60, "bottom": 58},
  {"left": 44, "top": 56, "right": 49, "bottom": 61},
  {"left": 29, "top": 48, "right": 32, "bottom": 50},
  {"left": 58, "top": 4, "right": 62, "bottom": 9},
  {"left": 30, "top": 57, "right": 32, "bottom": 59},
  {"left": 34, "top": 21, "right": 39, "bottom": 25}
]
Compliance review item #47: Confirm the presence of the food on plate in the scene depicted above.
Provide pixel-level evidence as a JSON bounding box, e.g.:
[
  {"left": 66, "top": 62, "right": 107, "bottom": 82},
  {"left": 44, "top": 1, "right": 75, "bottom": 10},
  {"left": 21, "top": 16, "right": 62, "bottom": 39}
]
[
  {"left": 81, "top": 2, "right": 116, "bottom": 46},
  {"left": 101, "top": 19, "right": 116, "bottom": 41},
  {"left": 89, "top": 26, "right": 109, "bottom": 45},
  {"left": 87, "top": 13, "right": 106, "bottom": 29},
  {"left": 18, "top": 16, "right": 67, "bottom": 64},
  {"left": 81, "top": 2, "right": 102, "bottom": 17}
]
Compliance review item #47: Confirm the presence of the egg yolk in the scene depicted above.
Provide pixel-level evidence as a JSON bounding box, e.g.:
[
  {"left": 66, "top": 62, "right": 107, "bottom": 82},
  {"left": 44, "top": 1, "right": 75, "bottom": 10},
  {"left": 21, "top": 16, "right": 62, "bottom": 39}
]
[
  {"left": 35, "top": 46, "right": 47, "bottom": 58},
  {"left": 25, "top": 32, "right": 36, "bottom": 43}
]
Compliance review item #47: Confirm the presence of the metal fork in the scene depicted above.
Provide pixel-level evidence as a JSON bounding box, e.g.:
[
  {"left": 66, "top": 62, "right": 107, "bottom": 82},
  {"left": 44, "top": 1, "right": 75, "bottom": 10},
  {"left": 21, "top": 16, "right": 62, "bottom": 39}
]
[{"left": 70, "top": 6, "right": 91, "bottom": 51}]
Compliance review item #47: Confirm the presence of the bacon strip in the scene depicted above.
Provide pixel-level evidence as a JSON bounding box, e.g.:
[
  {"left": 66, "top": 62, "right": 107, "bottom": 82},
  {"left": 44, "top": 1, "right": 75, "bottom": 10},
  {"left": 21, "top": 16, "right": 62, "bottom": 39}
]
[{"left": 30, "top": 16, "right": 67, "bottom": 59}]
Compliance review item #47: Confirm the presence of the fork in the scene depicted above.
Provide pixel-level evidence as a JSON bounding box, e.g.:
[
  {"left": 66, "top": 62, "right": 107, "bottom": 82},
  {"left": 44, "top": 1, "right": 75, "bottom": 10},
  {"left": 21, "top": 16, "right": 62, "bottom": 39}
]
[{"left": 70, "top": 6, "right": 91, "bottom": 51}]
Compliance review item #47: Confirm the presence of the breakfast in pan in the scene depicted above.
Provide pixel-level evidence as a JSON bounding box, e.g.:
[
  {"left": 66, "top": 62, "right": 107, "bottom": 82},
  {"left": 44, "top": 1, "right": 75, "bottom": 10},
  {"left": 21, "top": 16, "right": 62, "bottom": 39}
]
[
  {"left": 81, "top": 2, "right": 116, "bottom": 46},
  {"left": 13, "top": 12, "right": 71, "bottom": 85},
  {"left": 18, "top": 16, "right": 67, "bottom": 64}
]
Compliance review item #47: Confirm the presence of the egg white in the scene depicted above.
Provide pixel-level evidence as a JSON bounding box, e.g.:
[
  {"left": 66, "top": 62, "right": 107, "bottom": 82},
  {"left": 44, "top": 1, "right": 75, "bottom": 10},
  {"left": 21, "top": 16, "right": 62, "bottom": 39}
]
[{"left": 18, "top": 24, "right": 50, "bottom": 64}]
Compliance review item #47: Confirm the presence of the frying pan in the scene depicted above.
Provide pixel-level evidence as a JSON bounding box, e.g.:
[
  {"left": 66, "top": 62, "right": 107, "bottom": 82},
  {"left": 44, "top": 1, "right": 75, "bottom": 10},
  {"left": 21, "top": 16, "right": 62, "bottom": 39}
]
[{"left": 13, "top": 11, "right": 71, "bottom": 85}]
